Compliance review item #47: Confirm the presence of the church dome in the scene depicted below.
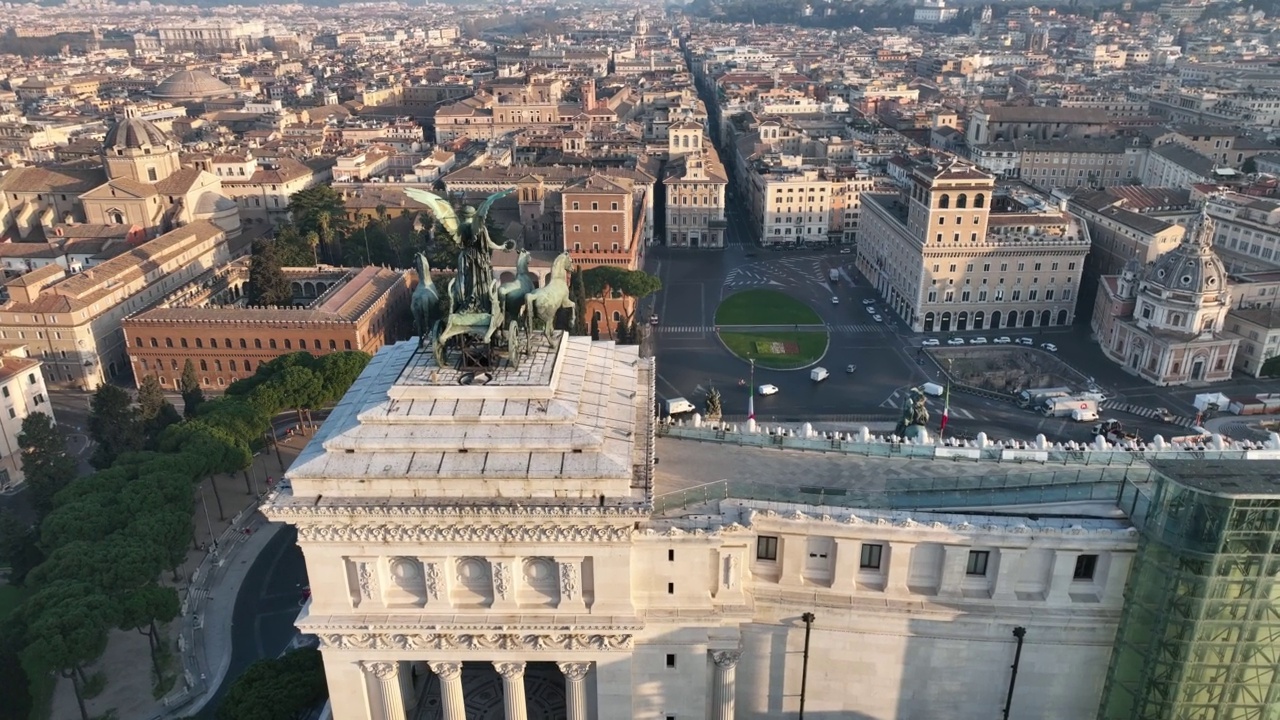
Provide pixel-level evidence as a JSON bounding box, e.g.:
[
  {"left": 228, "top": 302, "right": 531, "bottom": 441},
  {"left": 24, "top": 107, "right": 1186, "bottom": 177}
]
[
  {"left": 1142, "top": 214, "right": 1227, "bottom": 296},
  {"left": 151, "top": 69, "right": 234, "bottom": 100},
  {"left": 103, "top": 113, "right": 170, "bottom": 152}
]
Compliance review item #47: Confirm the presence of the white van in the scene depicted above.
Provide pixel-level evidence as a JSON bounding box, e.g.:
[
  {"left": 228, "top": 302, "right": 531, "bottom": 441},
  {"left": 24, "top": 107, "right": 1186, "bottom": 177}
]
[
  {"left": 921, "top": 382, "right": 945, "bottom": 397},
  {"left": 810, "top": 367, "right": 830, "bottom": 382}
]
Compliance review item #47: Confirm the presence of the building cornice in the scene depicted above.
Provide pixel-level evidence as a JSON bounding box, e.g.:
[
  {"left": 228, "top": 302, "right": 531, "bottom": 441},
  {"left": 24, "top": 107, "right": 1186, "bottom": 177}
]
[
  {"left": 308, "top": 629, "right": 637, "bottom": 653},
  {"left": 289, "top": 522, "right": 636, "bottom": 544},
  {"left": 266, "top": 500, "right": 651, "bottom": 522}
]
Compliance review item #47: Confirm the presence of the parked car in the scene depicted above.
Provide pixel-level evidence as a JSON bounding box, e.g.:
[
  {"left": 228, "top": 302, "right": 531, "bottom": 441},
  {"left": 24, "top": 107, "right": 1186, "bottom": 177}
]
[
  {"left": 758, "top": 384, "right": 780, "bottom": 396},
  {"left": 839, "top": 247, "right": 852, "bottom": 255},
  {"left": 922, "top": 338, "right": 941, "bottom": 346},
  {"left": 947, "top": 338, "right": 966, "bottom": 346},
  {"left": 649, "top": 314, "right": 659, "bottom": 325},
  {"left": 970, "top": 337, "right": 988, "bottom": 345},
  {"left": 831, "top": 296, "right": 840, "bottom": 305},
  {"left": 862, "top": 299, "right": 876, "bottom": 305},
  {"left": 993, "top": 336, "right": 1012, "bottom": 344},
  {"left": 864, "top": 306, "right": 877, "bottom": 314},
  {"left": 845, "top": 364, "right": 857, "bottom": 373},
  {"left": 1041, "top": 343, "right": 1058, "bottom": 352},
  {"left": 872, "top": 315, "right": 883, "bottom": 322},
  {"left": 1016, "top": 337, "right": 1034, "bottom": 346}
]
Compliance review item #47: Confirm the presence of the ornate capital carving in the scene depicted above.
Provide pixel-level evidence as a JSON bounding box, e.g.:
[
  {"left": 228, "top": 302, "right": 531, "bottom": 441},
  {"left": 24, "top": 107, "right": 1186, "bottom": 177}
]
[
  {"left": 423, "top": 562, "right": 442, "bottom": 601},
  {"left": 557, "top": 661, "right": 591, "bottom": 682},
  {"left": 711, "top": 650, "right": 741, "bottom": 670},
  {"left": 428, "top": 661, "right": 463, "bottom": 681},
  {"left": 493, "top": 661, "right": 527, "bottom": 680},
  {"left": 359, "top": 661, "right": 398, "bottom": 680}
]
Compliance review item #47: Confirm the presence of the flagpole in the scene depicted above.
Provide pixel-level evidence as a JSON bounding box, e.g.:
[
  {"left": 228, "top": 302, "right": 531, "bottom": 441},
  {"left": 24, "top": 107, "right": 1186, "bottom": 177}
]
[
  {"left": 748, "top": 357, "right": 756, "bottom": 420},
  {"left": 939, "top": 381, "right": 951, "bottom": 440}
]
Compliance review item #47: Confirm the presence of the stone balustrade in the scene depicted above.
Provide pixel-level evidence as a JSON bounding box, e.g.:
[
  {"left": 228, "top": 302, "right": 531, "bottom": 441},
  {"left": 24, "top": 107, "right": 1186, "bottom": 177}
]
[{"left": 660, "top": 414, "right": 1280, "bottom": 463}]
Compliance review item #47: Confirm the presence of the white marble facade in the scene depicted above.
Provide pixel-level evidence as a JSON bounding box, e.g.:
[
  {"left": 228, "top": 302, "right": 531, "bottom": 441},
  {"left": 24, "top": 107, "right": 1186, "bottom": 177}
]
[{"left": 262, "top": 334, "right": 1139, "bottom": 720}]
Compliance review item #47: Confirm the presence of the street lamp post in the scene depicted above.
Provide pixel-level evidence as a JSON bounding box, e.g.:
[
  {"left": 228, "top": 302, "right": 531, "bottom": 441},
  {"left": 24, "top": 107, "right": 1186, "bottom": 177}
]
[
  {"left": 199, "top": 488, "right": 216, "bottom": 559},
  {"left": 799, "top": 612, "right": 816, "bottom": 720}
]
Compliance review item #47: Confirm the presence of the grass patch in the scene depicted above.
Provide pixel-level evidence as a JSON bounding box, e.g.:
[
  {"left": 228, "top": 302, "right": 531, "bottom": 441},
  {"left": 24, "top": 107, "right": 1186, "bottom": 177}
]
[
  {"left": 715, "top": 289, "right": 821, "bottom": 326},
  {"left": 0, "top": 583, "right": 24, "bottom": 621},
  {"left": 719, "top": 331, "right": 828, "bottom": 369}
]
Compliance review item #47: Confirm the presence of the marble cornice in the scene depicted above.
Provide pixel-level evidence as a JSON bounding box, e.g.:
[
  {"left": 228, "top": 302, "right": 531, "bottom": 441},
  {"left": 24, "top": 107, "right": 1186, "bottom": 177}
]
[
  {"left": 266, "top": 501, "right": 651, "bottom": 521},
  {"left": 293, "top": 522, "right": 636, "bottom": 544},
  {"left": 303, "top": 623, "right": 643, "bottom": 653},
  {"left": 745, "top": 508, "right": 1140, "bottom": 538}
]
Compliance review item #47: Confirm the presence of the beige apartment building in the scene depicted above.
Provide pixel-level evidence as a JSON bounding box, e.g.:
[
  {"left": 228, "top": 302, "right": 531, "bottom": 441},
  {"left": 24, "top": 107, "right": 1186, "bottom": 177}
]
[
  {"left": 857, "top": 161, "right": 1089, "bottom": 333},
  {"left": 663, "top": 145, "right": 727, "bottom": 248},
  {"left": 1014, "top": 138, "right": 1146, "bottom": 190},
  {"left": 0, "top": 344, "right": 53, "bottom": 488},
  {"left": 0, "top": 219, "right": 242, "bottom": 390},
  {"left": 1069, "top": 190, "right": 1188, "bottom": 276},
  {"left": 753, "top": 168, "right": 833, "bottom": 247}
]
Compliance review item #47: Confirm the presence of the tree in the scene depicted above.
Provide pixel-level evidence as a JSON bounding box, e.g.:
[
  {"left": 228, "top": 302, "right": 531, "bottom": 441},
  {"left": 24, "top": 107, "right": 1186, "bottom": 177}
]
[
  {"left": 87, "top": 385, "right": 142, "bottom": 470},
  {"left": 590, "top": 316, "right": 600, "bottom": 341},
  {"left": 570, "top": 271, "right": 590, "bottom": 336},
  {"left": 248, "top": 239, "right": 293, "bottom": 307},
  {"left": 0, "top": 511, "right": 42, "bottom": 585},
  {"left": 269, "top": 225, "right": 317, "bottom": 268},
  {"left": 1261, "top": 355, "right": 1280, "bottom": 378},
  {"left": 16, "top": 412, "right": 76, "bottom": 517},
  {"left": 137, "top": 374, "right": 180, "bottom": 445},
  {"left": 216, "top": 648, "right": 328, "bottom": 720},
  {"left": 580, "top": 267, "right": 662, "bottom": 338},
  {"left": 287, "top": 185, "right": 347, "bottom": 263},
  {"left": 20, "top": 582, "right": 119, "bottom": 720},
  {"left": 180, "top": 360, "right": 205, "bottom": 419},
  {"left": 116, "top": 584, "right": 179, "bottom": 678}
]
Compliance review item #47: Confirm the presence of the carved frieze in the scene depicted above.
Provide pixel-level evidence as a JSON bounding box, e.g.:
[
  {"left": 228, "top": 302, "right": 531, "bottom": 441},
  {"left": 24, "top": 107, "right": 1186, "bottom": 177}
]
[
  {"left": 271, "top": 503, "right": 649, "bottom": 520},
  {"left": 559, "top": 561, "right": 579, "bottom": 601},
  {"left": 316, "top": 631, "right": 635, "bottom": 652},
  {"left": 298, "top": 523, "right": 633, "bottom": 544},
  {"left": 492, "top": 561, "right": 511, "bottom": 600},
  {"left": 423, "top": 562, "right": 442, "bottom": 601}
]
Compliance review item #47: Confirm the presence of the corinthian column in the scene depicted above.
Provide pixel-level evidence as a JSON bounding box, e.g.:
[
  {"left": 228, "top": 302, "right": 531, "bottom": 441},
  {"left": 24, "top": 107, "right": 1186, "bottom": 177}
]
[
  {"left": 359, "top": 661, "right": 407, "bottom": 720},
  {"left": 557, "top": 661, "right": 592, "bottom": 720},
  {"left": 710, "top": 650, "right": 741, "bottom": 720},
  {"left": 494, "top": 661, "right": 529, "bottom": 720},
  {"left": 427, "top": 661, "right": 466, "bottom": 720}
]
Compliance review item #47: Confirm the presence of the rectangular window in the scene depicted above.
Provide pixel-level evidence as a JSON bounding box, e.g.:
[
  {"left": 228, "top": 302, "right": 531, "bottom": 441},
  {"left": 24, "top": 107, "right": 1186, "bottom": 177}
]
[
  {"left": 668, "top": 549, "right": 675, "bottom": 562},
  {"left": 1012, "top": 290, "right": 1021, "bottom": 301},
  {"left": 1073, "top": 554, "right": 1098, "bottom": 581},
  {"left": 966, "top": 550, "right": 989, "bottom": 576},
  {"left": 667, "top": 582, "right": 674, "bottom": 594},
  {"left": 859, "top": 543, "right": 883, "bottom": 570},
  {"left": 666, "top": 654, "right": 676, "bottom": 668},
  {"left": 756, "top": 536, "right": 778, "bottom": 561}
]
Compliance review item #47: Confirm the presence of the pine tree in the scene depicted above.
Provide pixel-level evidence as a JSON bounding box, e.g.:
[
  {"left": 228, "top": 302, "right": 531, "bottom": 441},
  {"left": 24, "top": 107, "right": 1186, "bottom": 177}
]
[
  {"left": 87, "top": 385, "right": 142, "bottom": 469},
  {"left": 248, "top": 239, "right": 292, "bottom": 307},
  {"left": 570, "top": 272, "right": 590, "bottom": 336},
  {"left": 180, "top": 360, "right": 205, "bottom": 419},
  {"left": 136, "top": 375, "right": 180, "bottom": 445},
  {"left": 16, "top": 412, "right": 76, "bottom": 516},
  {"left": 590, "top": 316, "right": 600, "bottom": 341}
]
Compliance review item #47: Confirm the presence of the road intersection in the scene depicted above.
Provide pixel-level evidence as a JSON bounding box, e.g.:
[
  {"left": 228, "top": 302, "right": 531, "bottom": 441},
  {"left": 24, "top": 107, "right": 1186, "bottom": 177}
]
[{"left": 645, "top": 239, "right": 1210, "bottom": 443}]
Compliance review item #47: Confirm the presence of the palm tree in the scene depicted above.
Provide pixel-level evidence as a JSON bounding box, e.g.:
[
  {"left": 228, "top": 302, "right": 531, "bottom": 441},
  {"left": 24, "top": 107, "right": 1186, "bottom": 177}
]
[{"left": 304, "top": 231, "right": 320, "bottom": 267}]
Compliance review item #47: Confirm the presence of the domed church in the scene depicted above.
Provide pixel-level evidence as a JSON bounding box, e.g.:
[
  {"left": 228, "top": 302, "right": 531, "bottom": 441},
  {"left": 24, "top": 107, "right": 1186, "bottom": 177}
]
[
  {"left": 77, "top": 104, "right": 240, "bottom": 238},
  {"left": 1091, "top": 212, "right": 1238, "bottom": 386}
]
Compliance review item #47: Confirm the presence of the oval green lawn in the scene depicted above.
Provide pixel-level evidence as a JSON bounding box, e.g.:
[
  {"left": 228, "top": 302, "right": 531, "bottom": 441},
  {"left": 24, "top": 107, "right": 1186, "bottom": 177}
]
[
  {"left": 714, "top": 289, "right": 822, "bottom": 326},
  {"left": 718, "top": 330, "right": 829, "bottom": 370}
]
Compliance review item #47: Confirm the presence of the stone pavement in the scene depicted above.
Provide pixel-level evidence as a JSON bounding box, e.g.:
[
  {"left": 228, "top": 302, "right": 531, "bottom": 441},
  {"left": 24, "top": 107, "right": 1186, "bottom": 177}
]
[{"left": 48, "top": 435, "right": 305, "bottom": 720}]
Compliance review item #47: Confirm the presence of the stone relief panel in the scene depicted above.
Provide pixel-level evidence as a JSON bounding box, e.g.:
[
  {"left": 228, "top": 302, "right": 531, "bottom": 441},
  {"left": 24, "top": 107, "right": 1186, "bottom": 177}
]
[
  {"left": 385, "top": 557, "right": 427, "bottom": 608},
  {"left": 519, "top": 557, "right": 561, "bottom": 607},
  {"left": 346, "top": 558, "right": 380, "bottom": 609},
  {"left": 453, "top": 557, "right": 493, "bottom": 607}
]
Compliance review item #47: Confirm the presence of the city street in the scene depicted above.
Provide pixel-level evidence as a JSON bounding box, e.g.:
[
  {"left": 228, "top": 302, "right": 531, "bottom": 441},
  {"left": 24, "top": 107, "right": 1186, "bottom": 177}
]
[{"left": 645, "top": 223, "right": 1222, "bottom": 443}]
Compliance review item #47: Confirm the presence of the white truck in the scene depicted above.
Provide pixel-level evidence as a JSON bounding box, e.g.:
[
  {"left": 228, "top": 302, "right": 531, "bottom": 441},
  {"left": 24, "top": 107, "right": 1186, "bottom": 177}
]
[
  {"left": 1016, "top": 386, "right": 1072, "bottom": 409},
  {"left": 663, "top": 397, "right": 696, "bottom": 415},
  {"left": 810, "top": 366, "right": 830, "bottom": 382},
  {"left": 1040, "top": 396, "right": 1099, "bottom": 419}
]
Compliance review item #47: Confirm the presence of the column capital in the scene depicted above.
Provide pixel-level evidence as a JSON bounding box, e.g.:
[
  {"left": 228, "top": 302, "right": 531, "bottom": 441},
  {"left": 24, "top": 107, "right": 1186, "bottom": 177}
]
[
  {"left": 428, "top": 661, "right": 463, "bottom": 681},
  {"left": 359, "top": 660, "right": 398, "bottom": 680},
  {"left": 711, "top": 650, "right": 741, "bottom": 669},
  {"left": 493, "top": 661, "right": 527, "bottom": 680},
  {"left": 557, "top": 661, "right": 591, "bottom": 682}
]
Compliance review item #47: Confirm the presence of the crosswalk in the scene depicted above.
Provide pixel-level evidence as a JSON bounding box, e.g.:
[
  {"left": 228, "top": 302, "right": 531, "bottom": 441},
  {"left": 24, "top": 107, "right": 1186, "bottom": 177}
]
[
  {"left": 1100, "top": 400, "right": 1197, "bottom": 427},
  {"left": 878, "top": 388, "right": 976, "bottom": 420},
  {"left": 657, "top": 324, "right": 884, "bottom": 334}
]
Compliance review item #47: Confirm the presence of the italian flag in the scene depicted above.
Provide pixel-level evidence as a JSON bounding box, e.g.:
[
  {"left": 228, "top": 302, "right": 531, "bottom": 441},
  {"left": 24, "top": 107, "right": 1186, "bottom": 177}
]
[
  {"left": 748, "top": 387, "right": 755, "bottom": 421},
  {"left": 939, "top": 383, "right": 951, "bottom": 435}
]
